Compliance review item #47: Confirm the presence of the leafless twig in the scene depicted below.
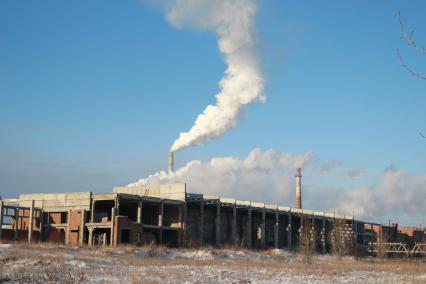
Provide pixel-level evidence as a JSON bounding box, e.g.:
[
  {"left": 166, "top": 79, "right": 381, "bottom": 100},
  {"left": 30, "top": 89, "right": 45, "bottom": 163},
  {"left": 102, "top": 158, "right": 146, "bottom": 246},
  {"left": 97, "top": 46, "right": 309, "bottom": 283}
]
[
  {"left": 419, "top": 132, "right": 426, "bottom": 139},
  {"left": 397, "top": 49, "right": 426, "bottom": 80},
  {"left": 397, "top": 12, "right": 426, "bottom": 80},
  {"left": 398, "top": 12, "right": 426, "bottom": 55}
]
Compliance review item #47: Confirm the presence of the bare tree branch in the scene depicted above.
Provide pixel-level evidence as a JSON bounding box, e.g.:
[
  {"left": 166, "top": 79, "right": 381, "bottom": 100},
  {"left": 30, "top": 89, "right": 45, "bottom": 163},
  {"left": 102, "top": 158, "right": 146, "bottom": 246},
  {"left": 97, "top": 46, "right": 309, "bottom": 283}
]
[
  {"left": 419, "top": 132, "right": 426, "bottom": 139},
  {"left": 397, "top": 49, "right": 426, "bottom": 80},
  {"left": 398, "top": 12, "right": 426, "bottom": 55},
  {"left": 397, "top": 12, "right": 426, "bottom": 80}
]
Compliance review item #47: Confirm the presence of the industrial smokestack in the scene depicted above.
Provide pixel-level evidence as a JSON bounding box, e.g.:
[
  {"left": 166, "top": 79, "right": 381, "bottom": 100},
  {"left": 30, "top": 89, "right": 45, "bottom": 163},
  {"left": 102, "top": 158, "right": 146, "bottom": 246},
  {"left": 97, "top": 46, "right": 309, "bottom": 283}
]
[
  {"left": 295, "top": 168, "right": 302, "bottom": 209},
  {"left": 168, "top": 152, "right": 174, "bottom": 174}
]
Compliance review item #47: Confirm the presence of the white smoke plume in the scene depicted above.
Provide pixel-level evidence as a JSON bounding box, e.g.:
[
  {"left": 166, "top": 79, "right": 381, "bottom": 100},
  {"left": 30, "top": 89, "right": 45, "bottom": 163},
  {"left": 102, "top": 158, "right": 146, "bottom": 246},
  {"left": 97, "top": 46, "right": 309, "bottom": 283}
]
[
  {"left": 164, "top": 0, "right": 265, "bottom": 152},
  {"left": 130, "top": 149, "right": 314, "bottom": 203},
  {"left": 130, "top": 149, "right": 426, "bottom": 225},
  {"left": 332, "top": 167, "right": 426, "bottom": 221},
  {"left": 304, "top": 166, "right": 426, "bottom": 226}
]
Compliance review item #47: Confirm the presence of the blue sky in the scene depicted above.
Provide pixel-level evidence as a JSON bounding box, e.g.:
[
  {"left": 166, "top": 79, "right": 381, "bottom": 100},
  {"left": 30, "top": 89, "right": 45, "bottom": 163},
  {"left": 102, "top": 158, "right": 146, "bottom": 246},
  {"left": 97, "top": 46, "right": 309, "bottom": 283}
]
[{"left": 0, "top": 1, "right": 425, "bottom": 225}]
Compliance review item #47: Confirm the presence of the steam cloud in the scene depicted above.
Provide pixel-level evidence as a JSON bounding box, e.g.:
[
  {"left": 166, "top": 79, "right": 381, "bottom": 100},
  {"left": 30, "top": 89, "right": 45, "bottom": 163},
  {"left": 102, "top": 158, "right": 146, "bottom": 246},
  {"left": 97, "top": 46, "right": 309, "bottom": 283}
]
[
  {"left": 130, "top": 149, "right": 314, "bottom": 203},
  {"left": 130, "top": 149, "right": 426, "bottom": 224},
  {"left": 331, "top": 167, "right": 426, "bottom": 221},
  {"left": 165, "top": 0, "right": 265, "bottom": 152}
]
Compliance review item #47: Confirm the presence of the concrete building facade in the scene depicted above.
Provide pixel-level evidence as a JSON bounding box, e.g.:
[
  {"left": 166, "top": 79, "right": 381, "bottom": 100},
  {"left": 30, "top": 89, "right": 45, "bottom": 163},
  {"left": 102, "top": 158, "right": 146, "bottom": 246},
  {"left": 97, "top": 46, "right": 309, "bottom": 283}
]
[{"left": 0, "top": 182, "right": 423, "bottom": 253}]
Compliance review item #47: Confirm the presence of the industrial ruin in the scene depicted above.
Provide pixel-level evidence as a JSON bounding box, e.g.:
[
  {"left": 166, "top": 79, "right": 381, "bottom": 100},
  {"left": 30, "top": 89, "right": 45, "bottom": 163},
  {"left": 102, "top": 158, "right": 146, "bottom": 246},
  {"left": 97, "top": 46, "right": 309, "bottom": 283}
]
[{"left": 1, "top": 162, "right": 425, "bottom": 257}]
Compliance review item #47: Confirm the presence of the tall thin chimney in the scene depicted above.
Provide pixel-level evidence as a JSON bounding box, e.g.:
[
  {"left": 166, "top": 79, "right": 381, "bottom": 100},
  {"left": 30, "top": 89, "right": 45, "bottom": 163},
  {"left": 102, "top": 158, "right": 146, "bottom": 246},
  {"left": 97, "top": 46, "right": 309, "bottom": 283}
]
[
  {"left": 295, "top": 168, "right": 302, "bottom": 209},
  {"left": 168, "top": 152, "right": 174, "bottom": 174}
]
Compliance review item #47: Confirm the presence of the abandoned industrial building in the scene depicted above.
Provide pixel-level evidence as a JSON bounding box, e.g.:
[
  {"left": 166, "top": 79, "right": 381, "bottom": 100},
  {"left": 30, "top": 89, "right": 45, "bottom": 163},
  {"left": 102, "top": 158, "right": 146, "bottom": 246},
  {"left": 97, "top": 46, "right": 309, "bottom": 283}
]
[{"left": 0, "top": 168, "right": 425, "bottom": 256}]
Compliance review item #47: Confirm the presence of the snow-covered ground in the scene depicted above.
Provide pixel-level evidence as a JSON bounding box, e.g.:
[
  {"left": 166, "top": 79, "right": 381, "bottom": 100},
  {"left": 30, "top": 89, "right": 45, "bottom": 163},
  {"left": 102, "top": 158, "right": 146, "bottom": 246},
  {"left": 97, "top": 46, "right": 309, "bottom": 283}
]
[{"left": 0, "top": 243, "right": 425, "bottom": 283}]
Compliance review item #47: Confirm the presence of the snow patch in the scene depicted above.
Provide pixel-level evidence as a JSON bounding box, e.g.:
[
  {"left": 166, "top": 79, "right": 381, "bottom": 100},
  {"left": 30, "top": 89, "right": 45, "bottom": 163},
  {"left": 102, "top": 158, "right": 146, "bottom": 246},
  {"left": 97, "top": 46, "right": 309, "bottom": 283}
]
[
  {"left": 172, "top": 250, "right": 214, "bottom": 260},
  {"left": 0, "top": 243, "right": 13, "bottom": 250},
  {"left": 65, "top": 259, "right": 87, "bottom": 268}
]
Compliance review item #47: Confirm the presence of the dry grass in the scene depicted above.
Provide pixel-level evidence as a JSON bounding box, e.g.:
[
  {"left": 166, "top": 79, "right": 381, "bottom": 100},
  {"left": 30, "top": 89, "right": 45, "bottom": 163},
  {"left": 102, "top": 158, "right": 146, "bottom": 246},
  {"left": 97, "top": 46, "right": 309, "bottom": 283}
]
[{"left": 0, "top": 242, "right": 425, "bottom": 283}]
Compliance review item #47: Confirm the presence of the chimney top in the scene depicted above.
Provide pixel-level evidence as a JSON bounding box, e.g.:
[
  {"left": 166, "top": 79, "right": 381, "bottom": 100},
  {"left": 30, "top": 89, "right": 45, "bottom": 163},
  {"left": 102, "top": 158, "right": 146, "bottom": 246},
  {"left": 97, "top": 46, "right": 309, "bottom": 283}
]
[
  {"left": 295, "top": 167, "right": 302, "bottom": 209},
  {"left": 168, "top": 152, "right": 174, "bottom": 174}
]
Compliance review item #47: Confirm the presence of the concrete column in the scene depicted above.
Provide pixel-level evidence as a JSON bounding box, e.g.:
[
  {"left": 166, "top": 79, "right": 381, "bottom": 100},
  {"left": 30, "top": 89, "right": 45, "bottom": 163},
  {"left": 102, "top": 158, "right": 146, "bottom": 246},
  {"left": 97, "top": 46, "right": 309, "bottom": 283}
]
[
  {"left": 28, "top": 200, "right": 35, "bottom": 243},
  {"left": 0, "top": 201, "right": 3, "bottom": 241},
  {"left": 102, "top": 232, "right": 107, "bottom": 246},
  {"left": 159, "top": 200, "right": 164, "bottom": 245},
  {"left": 215, "top": 203, "right": 221, "bottom": 247},
  {"left": 287, "top": 213, "right": 292, "bottom": 249},
  {"left": 88, "top": 227, "right": 94, "bottom": 247},
  {"left": 322, "top": 218, "right": 326, "bottom": 255},
  {"left": 65, "top": 210, "right": 71, "bottom": 245},
  {"left": 14, "top": 208, "right": 19, "bottom": 241},
  {"left": 158, "top": 200, "right": 164, "bottom": 227},
  {"left": 199, "top": 201, "right": 204, "bottom": 246},
  {"left": 137, "top": 200, "right": 143, "bottom": 223},
  {"left": 352, "top": 219, "right": 357, "bottom": 247},
  {"left": 362, "top": 224, "right": 366, "bottom": 246},
  {"left": 110, "top": 207, "right": 115, "bottom": 246},
  {"left": 232, "top": 203, "right": 237, "bottom": 247},
  {"left": 90, "top": 200, "right": 95, "bottom": 223},
  {"left": 39, "top": 210, "right": 44, "bottom": 242},
  {"left": 261, "top": 209, "right": 266, "bottom": 249},
  {"left": 115, "top": 198, "right": 120, "bottom": 216},
  {"left": 137, "top": 200, "right": 143, "bottom": 246},
  {"left": 247, "top": 208, "right": 252, "bottom": 249},
  {"left": 178, "top": 205, "right": 183, "bottom": 247},
  {"left": 118, "top": 228, "right": 122, "bottom": 244},
  {"left": 79, "top": 209, "right": 86, "bottom": 245},
  {"left": 183, "top": 202, "right": 187, "bottom": 246},
  {"left": 274, "top": 210, "right": 279, "bottom": 249},
  {"left": 299, "top": 216, "right": 305, "bottom": 246}
]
